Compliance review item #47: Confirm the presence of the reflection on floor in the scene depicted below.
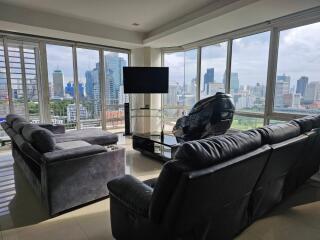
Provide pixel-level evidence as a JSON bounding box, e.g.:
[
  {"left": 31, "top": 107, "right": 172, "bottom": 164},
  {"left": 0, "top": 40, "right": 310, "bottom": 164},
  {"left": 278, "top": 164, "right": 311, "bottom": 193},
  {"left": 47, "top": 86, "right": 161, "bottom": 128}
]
[{"left": 0, "top": 134, "right": 319, "bottom": 239}]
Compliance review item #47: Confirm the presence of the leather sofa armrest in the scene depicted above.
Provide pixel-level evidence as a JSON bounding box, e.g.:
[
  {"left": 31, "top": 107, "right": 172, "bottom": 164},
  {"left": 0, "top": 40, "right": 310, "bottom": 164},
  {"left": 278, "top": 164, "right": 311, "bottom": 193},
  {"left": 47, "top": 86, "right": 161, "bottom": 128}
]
[
  {"left": 37, "top": 124, "right": 66, "bottom": 134},
  {"left": 107, "top": 175, "right": 153, "bottom": 217},
  {"left": 43, "top": 145, "right": 106, "bottom": 163}
]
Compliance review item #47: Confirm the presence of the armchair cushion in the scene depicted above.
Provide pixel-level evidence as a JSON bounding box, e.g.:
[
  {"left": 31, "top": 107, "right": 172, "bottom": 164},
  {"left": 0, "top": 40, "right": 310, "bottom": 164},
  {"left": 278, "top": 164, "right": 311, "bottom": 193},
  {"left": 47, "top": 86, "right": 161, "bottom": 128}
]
[
  {"left": 22, "top": 124, "right": 56, "bottom": 153},
  {"left": 6, "top": 114, "right": 25, "bottom": 126},
  {"left": 12, "top": 119, "right": 28, "bottom": 134},
  {"left": 55, "top": 140, "right": 91, "bottom": 150},
  {"left": 43, "top": 145, "right": 106, "bottom": 163},
  {"left": 38, "top": 124, "right": 65, "bottom": 134},
  {"left": 108, "top": 175, "right": 153, "bottom": 217}
]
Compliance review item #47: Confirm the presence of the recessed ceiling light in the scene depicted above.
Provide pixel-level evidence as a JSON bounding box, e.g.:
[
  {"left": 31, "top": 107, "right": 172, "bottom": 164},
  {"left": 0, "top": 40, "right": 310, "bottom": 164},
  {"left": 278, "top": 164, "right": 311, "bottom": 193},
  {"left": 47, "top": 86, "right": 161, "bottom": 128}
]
[{"left": 132, "top": 23, "right": 140, "bottom": 26}]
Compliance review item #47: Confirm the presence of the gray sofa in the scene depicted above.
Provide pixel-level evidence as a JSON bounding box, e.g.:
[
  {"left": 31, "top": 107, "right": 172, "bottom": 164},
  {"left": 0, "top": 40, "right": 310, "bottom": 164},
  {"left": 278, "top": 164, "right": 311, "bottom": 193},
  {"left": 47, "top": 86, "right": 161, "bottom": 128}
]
[{"left": 2, "top": 114, "right": 125, "bottom": 216}]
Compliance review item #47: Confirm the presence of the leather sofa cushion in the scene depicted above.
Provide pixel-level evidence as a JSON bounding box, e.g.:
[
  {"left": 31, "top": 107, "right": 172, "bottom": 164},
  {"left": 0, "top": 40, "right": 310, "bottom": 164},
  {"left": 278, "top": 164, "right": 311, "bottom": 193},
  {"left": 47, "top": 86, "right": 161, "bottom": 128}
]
[
  {"left": 175, "top": 130, "right": 262, "bottom": 168},
  {"left": 257, "top": 122, "right": 300, "bottom": 144},
  {"left": 22, "top": 124, "right": 56, "bottom": 153},
  {"left": 12, "top": 119, "right": 28, "bottom": 134},
  {"left": 290, "top": 116, "right": 315, "bottom": 133},
  {"left": 312, "top": 115, "right": 320, "bottom": 128},
  {"left": 6, "top": 114, "right": 26, "bottom": 126}
]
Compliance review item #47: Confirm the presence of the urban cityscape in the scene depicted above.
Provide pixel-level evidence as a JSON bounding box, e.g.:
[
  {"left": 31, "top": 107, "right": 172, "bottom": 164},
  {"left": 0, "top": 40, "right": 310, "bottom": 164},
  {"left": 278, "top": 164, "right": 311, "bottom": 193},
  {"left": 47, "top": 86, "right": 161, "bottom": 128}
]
[
  {"left": 165, "top": 66, "right": 320, "bottom": 116},
  {"left": 48, "top": 52, "right": 128, "bottom": 129}
]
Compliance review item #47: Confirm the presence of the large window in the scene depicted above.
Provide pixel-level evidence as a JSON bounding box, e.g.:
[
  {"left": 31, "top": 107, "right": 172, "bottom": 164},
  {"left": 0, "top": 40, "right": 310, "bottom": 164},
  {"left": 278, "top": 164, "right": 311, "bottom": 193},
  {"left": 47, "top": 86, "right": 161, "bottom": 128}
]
[
  {"left": 231, "top": 31, "right": 270, "bottom": 113},
  {"left": 1, "top": 40, "right": 40, "bottom": 123},
  {"left": 200, "top": 42, "right": 228, "bottom": 99},
  {"left": 104, "top": 51, "right": 129, "bottom": 132},
  {"left": 231, "top": 115, "right": 264, "bottom": 130},
  {"left": 76, "top": 48, "right": 101, "bottom": 129},
  {"left": 0, "top": 40, "right": 9, "bottom": 137},
  {"left": 46, "top": 44, "right": 76, "bottom": 129},
  {"left": 163, "top": 49, "right": 197, "bottom": 132},
  {"left": 274, "top": 22, "right": 320, "bottom": 115}
]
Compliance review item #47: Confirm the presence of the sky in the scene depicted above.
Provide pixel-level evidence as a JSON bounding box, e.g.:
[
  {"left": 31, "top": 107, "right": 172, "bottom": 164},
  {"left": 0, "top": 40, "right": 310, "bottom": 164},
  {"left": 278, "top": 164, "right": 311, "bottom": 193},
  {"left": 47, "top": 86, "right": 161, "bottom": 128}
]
[
  {"left": 164, "top": 21, "right": 320, "bottom": 90},
  {"left": 46, "top": 45, "right": 128, "bottom": 85},
  {"left": 45, "top": 21, "right": 320, "bottom": 91}
]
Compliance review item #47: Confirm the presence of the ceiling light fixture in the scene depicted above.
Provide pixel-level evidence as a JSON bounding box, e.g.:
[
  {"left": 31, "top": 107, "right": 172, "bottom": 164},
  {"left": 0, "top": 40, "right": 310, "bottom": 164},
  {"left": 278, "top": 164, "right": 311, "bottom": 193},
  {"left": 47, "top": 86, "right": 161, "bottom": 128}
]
[{"left": 132, "top": 23, "right": 140, "bottom": 26}]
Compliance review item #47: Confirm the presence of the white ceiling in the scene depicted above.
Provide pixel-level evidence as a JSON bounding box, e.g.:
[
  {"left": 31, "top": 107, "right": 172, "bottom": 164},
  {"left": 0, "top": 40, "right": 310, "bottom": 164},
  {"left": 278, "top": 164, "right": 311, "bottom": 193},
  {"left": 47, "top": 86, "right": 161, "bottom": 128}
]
[
  {"left": 0, "top": 0, "right": 219, "bottom": 32},
  {"left": 0, "top": 0, "right": 319, "bottom": 48}
]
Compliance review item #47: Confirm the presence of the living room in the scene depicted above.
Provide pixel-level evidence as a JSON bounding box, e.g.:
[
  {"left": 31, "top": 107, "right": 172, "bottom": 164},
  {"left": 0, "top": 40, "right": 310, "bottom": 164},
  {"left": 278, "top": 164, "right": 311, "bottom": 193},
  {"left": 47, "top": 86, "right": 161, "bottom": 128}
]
[{"left": 0, "top": 0, "right": 320, "bottom": 239}]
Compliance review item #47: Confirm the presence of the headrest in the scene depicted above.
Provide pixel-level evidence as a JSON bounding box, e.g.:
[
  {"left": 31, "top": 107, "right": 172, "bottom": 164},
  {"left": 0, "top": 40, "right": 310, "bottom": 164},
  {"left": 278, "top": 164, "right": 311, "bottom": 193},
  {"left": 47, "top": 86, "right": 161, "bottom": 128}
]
[
  {"left": 175, "top": 130, "right": 262, "bottom": 168},
  {"left": 22, "top": 124, "right": 56, "bottom": 153},
  {"left": 257, "top": 122, "right": 300, "bottom": 144},
  {"left": 312, "top": 115, "right": 320, "bottom": 128},
  {"left": 290, "top": 116, "right": 315, "bottom": 133},
  {"left": 6, "top": 114, "right": 26, "bottom": 126},
  {"left": 12, "top": 119, "right": 28, "bottom": 134}
]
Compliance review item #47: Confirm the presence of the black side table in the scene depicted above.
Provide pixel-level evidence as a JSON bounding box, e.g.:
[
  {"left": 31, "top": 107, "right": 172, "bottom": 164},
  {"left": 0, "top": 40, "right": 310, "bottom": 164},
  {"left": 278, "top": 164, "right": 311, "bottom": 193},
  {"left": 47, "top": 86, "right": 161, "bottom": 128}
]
[{"left": 132, "top": 134, "right": 180, "bottom": 161}]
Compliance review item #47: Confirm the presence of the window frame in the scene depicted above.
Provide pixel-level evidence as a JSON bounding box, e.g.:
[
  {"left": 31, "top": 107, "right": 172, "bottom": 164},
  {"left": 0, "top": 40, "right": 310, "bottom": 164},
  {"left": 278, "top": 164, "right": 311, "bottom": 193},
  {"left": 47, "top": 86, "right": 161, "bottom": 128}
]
[
  {"left": 0, "top": 32, "right": 131, "bottom": 131},
  {"left": 161, "top": 7, "right": 320, "bottom": 128}
]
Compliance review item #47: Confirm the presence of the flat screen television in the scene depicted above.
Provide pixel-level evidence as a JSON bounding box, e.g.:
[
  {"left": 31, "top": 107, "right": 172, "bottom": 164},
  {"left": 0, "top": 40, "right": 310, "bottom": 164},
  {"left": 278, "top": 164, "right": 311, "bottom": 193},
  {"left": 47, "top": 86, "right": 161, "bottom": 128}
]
[{"left": 123, "top": 67, "right": 169, "bottom": 93}]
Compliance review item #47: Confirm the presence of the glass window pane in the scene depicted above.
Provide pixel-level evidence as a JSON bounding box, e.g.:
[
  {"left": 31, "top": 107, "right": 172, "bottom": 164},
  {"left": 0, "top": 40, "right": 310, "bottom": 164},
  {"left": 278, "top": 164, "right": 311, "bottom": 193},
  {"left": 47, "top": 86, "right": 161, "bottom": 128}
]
[
  {"left": 7, "top": 43, "right": 25, "bottom": 116},
  {"left": 274, "top": 22, "right": 320, "bottom": 115},
  {"left": 200, "top": 42, "right": 227, "bottom": 99},
  {"left": 163, "top": 50, "right": 198, "bottom": 132},
  {"left": 231, "top": 32, "right": 270, "bottom": 113},
  {"left": 76, "top": 48, "right": 101, "bottom": 129},
  {"left": 184, "top": 49, "right": 197, "bottom": 107},
  {"left": 24, "top": 44, "right": 40, "bottom": 123},
  {"left": 46, "top": 44, "right": 76, "bottom": 129},
  {"left": 231, "top": 115, "right": 264, "bottom": 130},
  {"left": 269, "top": 119, "right": 286, "bottom": 124},
  {"left": 0, "top": 40, "right": 9, "bottom": 137},
  {"left": 104, "top": 51, "right": 129, "bottom": 132}
]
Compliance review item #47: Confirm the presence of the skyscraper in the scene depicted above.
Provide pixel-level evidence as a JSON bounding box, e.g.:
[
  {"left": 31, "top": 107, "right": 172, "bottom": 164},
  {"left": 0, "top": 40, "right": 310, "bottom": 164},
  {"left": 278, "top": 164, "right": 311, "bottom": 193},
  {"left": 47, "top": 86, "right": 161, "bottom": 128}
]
[
  {"left": 53, "top": 69, "right": 64, "bottom": 98},
  {"left": 203, "top": 68, "right": 214, "bottom": 95},
  {"left": 275, "top": 74, "right": 290, "bottom": 107},
  {"left": 105, "top": 53, "right": 126, "bottom": 105},
  {"left": 296, "top": 76, "right": 308, "bottom": 97},
  {"left": 85, "top": 63, "right": 101, "bottom": 115},
  {"left": 304, "top": 81, "right": 320, "bottom": 103},
  {"left": 230, "top": 72, "right": 239, "bottom": 93}
]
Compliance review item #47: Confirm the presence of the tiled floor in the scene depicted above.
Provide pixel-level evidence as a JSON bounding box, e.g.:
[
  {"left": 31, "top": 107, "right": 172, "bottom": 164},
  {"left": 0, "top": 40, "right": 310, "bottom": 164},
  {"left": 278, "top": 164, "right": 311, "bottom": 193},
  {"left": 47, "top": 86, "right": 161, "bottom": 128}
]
[{"left": 0, "top": 134, "right": 319, "bottom": 239}]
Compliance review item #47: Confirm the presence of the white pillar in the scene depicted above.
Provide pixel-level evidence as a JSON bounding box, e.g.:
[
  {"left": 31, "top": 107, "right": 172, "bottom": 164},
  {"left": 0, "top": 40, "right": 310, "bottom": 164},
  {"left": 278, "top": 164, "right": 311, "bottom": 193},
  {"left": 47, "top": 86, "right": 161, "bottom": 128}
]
[{"left": 130, "top": 47, "right": 162, "bottom": 134}]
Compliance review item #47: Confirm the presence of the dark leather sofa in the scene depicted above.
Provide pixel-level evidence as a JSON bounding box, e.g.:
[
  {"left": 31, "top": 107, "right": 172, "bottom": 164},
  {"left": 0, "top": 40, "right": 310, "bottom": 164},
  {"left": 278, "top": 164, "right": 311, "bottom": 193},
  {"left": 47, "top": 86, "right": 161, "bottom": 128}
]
[
  {"left": 107, "top": 115, "right": 320, "bottom": 240},
  {"left": 2, "top": 114, "right": 125, "bottom": 216}
]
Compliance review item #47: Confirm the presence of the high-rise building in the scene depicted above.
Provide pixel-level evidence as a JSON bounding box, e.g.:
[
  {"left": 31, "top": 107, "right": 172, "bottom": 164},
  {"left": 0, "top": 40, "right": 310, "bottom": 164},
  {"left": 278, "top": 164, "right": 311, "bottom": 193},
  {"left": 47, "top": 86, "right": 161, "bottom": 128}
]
[
  {"left": 53, "top": 69, "right": 64, "bottom": 98},
  {"left": 293, "top": 93, "right": 301, "bottom": 108},
  {"left": 65, "top": 82, "right": 85, "bottom": 99},
  {"left": 296, "top": 76, "right": 308, "bottom": 97},
  {"left": 304, "top": 81, "right": 320, "bottom": 103},
  {"left": 203, "top": 68, "right": 214, "bottom": 95},
  {"left": 166, "top": 84, "right": 178, "bottom": 106},
  {"left": 85, "top": 63, "right": 101, "bottom": 115},
  {"left": 275, "top": 74, "right": 291, "bottom": 107},
  {"left": 105, "top": 53, "right": 126, "bottom": 105},
  {"left": 67, "top": 103, "right": 88, "bottom": 122},
  {"left": 230, "top": 72, "right": 239, "bottom": 93}
]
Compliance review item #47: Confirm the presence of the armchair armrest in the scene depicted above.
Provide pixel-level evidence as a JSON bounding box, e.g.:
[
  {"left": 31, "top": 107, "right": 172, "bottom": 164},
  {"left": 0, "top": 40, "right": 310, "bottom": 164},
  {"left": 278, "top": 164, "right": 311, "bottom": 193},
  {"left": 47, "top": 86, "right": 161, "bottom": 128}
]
[
  {"left": 37, "top": 124, "right": 65, "bottom": 134},
  {"left": 43, "top": 145, "right": 106, "bottom": 163},
  {"left": 107, "top": 175, "right": 153, "bottom": 217}
]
